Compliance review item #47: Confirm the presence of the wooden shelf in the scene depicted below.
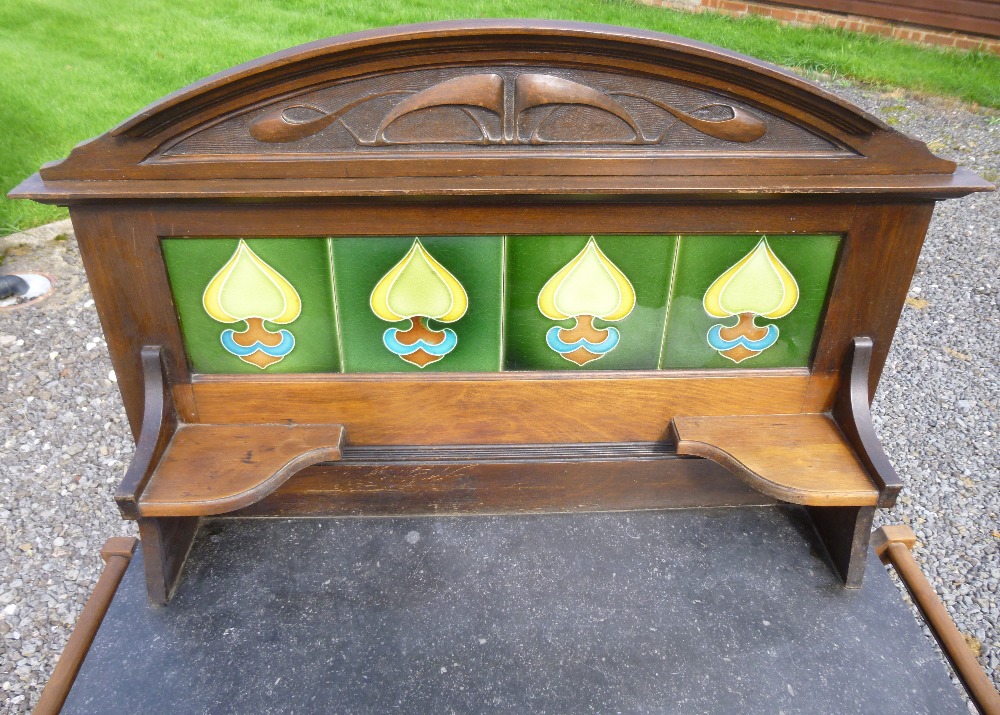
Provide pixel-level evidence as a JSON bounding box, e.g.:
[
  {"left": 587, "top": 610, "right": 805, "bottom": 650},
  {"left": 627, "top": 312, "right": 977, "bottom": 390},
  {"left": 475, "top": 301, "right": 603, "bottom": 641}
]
[
  {"left": 138, "top": 424, "right": 344, "bottom": 517},
  {"left": 670, "top": 414, "right": 879, "bottom": 507}
]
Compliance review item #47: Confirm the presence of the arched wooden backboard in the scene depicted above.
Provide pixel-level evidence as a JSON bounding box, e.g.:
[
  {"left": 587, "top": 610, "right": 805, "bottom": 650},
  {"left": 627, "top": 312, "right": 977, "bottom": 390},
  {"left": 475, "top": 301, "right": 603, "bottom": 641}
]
[
  {"left": 11, "top": 21, "right": 994, "bottom": 600},
  {"left": 22, "top": 20, "right": 986, "bottom": 192},
  {"left": 11, "top": 20, "right": 990, "bottom": 443}
]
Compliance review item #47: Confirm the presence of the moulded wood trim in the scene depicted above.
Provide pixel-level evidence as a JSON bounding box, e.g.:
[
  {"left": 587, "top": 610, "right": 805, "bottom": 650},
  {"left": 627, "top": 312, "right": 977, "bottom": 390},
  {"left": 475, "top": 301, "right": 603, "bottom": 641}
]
[
  {"left": 190, "top": 366, "right": 811, "bottom": 384},
  {"left": 10, "top": 169, "right": 992, "bottom": 204},
  {"left": 107, "top": 20, "right": 889, "bottom": 139},
  {"left": 144, "top": 198, "right": 860, "bottom": 237}
]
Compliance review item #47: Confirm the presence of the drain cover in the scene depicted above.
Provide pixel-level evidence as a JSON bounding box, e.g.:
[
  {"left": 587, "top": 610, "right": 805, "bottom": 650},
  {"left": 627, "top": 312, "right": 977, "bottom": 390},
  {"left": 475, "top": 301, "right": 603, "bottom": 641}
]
[{"left": 0, "top": 272, "right": 56, "bottom": 309}]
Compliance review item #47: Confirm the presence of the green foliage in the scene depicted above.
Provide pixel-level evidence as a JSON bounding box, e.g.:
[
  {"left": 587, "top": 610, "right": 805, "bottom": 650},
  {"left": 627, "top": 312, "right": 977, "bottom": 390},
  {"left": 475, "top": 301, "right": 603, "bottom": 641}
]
[{"left": 2, "top": 0, "right": 998, "bottom": 233}]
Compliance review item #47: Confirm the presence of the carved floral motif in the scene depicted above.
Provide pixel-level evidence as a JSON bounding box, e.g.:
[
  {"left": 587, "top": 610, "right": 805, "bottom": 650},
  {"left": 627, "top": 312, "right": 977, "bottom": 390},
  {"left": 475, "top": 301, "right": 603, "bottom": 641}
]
[{"left": 249, "top": 73, "right": 767, "bottom": 146}]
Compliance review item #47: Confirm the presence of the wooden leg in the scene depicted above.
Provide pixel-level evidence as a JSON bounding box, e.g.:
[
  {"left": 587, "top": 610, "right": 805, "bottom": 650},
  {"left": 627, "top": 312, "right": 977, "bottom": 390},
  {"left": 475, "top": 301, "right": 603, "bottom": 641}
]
[
  {"left": 138, "top": 516, "right": 200, "bottom": 604},
  {"left": 806, "top": 505, "right": 875, "bottom": 589}
]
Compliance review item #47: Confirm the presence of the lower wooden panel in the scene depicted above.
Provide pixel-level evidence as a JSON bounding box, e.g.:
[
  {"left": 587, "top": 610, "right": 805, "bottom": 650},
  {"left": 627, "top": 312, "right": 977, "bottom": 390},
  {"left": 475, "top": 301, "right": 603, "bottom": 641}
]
[
  {"left": 225, "top": 457, "right": 775, "bottom": 517},
  {"left": 189, "top": 372, "right": 822, "bottom": 445}
]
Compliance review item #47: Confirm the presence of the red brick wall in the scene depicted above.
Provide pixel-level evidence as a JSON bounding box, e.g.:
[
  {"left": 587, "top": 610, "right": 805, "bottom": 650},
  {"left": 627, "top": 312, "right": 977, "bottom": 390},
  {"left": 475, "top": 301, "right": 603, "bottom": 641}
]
[{"left": 639, "top": 0, "right": 1000, "bottom": 54}]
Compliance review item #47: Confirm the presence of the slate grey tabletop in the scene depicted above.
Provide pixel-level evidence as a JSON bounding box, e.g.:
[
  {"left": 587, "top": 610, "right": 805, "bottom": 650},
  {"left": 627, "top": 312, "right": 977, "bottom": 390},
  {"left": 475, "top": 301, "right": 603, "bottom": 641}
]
[{"left": 63, "top": 505, "right": 964, "bottom": 715}]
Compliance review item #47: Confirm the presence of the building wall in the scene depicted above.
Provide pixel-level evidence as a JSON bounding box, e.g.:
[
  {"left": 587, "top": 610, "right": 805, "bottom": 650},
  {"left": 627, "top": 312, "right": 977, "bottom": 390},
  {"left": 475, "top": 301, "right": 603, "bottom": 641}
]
[{"left": 639, "top": 0, "right": 1000, "bottom": 54}]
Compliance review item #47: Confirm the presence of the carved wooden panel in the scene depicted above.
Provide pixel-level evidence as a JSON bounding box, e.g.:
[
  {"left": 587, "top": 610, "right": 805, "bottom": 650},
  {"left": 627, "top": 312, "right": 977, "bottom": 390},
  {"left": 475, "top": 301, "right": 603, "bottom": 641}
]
[{"left": 162, "top": 67, "right": 841, "bottom": 158}]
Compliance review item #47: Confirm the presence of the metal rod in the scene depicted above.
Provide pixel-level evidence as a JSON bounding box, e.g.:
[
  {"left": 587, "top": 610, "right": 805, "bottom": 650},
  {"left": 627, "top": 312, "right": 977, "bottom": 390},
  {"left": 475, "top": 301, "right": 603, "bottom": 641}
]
[
  {"left": 875, "top": 526, "right": 1000, "bottom": 715},
  {"left": 34, "top": 537, "right": 138, "bottom": 715}
]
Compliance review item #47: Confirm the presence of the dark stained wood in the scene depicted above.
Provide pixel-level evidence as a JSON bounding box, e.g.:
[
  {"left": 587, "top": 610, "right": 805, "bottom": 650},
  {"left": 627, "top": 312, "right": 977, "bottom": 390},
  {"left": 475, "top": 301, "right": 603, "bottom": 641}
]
[
  {"left": 670, "top": 336, "right": 899, "bottom": 581},
  {"left": 669, "top": 414, "right": 879, "bottom": 506},
  {"left": 69, "top": 208, "right": 190, "bottom": 436},
  {"left": 139, "top": 424, "right": 345, "bottom": 516},
  {"left": 115, "top": 346, "right": 177, "bottom": 520},
  {"left": 147, "top": 199, "right": 860, "bottom": 236},
  {"left": 137, "top": 516, "right": 200, "bottom": 605},
  {"left": 806, "top": 505, "right": 874, "bottom": 588},
  {"left": 48, "top": 193, "right": 961, "bottom": 457},
  {"left": 141, "top": 199, "right": 863, "bottom": 238},
  {"left": 32, "top": 537, "right": 139, "bottom": 715},
  {"left": 23, "top": 21, "right": 967, "bottom": 187},
  {"left": 812, "top": 201, "right": 936, "bottom": 384},
  {"left": 7, "top": 21, "right": 991, "bottom": 599},
  {"left": 11, "top": 169, "right": 991, "bottom": 202},
  {"left": 96, "top": 21, "right": 901, "bottom": 145},
  {"left": 240, "top": 68, "right": 772, "bottom": 148},
  {"left": 229, "top": 453, "right": 776, "bottom": 518},
  {"left": 833, "top": 337, "right": 902, "bottom": 508}
]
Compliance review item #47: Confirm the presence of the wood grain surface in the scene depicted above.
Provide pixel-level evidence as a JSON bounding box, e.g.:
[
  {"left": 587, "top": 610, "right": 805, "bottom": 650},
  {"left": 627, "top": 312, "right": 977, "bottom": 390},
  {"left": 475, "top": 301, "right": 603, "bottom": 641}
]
[
  {"left": 670, "top": 414, "right": 879, "bottom": 506},
  {"left": 189, "top": 373, "right": 818, "bottom": 445},
  {"left": 139, "top": 424, "right": 345, "bottom": 516},
  {"left": 230, "top": 455, "right": 776, "bottom": 517}
]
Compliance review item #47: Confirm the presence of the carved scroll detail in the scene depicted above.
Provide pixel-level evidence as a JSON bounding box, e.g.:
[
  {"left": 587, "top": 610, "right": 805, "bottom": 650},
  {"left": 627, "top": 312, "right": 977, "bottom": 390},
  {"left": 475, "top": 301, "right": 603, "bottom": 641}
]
[
  {"left": 249, "top": 92, "right": 409, "bottom": 143},
  {"left": 513, "top": 74, "right": 644, "bottom": 144},
  {"left": 247, "top": 73, "right": 768, "bottom": 146},
  {"left": 375, "top": 74, "right": 504, "bottom": 144}
]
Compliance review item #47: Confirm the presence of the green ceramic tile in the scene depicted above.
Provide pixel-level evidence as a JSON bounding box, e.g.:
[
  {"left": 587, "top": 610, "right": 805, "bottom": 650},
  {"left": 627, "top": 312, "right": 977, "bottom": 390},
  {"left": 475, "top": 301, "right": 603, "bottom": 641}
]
[
  {"left": 659, "top": 234, "right": 840, "bottom": 369},
  {"left": 504, "top": 235, "right": 677, "bottom": 371},
  {"left": 161, "top": 237, "right": 340, "bottom": 374},
  {"left": 332, "top": 236, "right": 503, "bottom": 372}
]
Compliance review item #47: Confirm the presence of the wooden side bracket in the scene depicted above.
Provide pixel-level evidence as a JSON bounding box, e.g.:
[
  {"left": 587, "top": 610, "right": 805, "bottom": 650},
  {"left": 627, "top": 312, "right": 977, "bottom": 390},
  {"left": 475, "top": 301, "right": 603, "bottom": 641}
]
[
  {"left": 669, "top": 336, "right": 900, "bottom": 510},
  {"left": 114, "top": 345, "right": 346, "bottom": 602},
  {"left": 115, "top": 346, "right": 177, "bottom": 520},
  {"left": 833, "top": 337, "right": 903, "bottom": 508},
  {"left": 669, "top": 336, "right": 904, "bottom": 588}
]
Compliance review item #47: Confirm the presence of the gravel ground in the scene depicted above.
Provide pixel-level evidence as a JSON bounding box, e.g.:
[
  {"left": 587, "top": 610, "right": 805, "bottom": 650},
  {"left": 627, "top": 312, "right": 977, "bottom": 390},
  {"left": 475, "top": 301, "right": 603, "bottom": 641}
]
[{"left": 1, "top": 76, "right": 998, "bottom": 712}]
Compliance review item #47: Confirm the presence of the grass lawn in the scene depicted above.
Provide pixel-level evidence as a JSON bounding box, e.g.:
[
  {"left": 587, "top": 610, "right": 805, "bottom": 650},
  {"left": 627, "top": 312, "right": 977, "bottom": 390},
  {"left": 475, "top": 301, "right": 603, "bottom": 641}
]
[{"left": 2, "top": 0, "right": 999, "bottom": 234}]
